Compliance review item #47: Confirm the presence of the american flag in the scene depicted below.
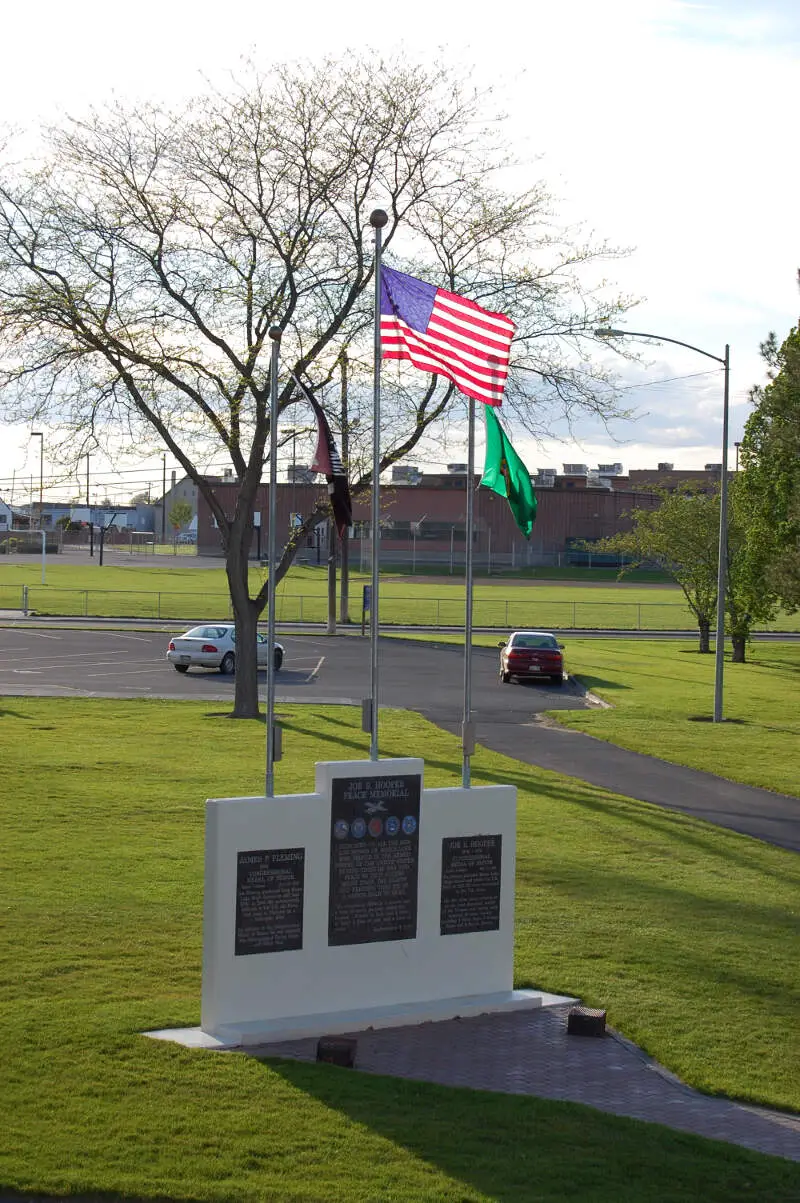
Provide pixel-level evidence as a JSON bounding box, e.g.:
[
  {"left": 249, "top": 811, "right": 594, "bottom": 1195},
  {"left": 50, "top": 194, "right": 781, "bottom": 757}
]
[{"left": 379, "top": 266, "right": 515, "bottom": 407}]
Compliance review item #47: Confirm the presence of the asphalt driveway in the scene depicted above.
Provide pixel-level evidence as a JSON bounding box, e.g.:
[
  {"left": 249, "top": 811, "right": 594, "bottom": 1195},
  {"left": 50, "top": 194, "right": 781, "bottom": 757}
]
[{"left": 0, "top": 624, "right": 797, "bottom": 851}]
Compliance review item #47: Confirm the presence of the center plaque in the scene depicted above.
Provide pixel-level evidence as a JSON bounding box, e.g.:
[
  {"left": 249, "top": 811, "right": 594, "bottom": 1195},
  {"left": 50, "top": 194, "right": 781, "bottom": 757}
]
[{"left": 328, "top": 773, "right": 421, "bottom": 946}]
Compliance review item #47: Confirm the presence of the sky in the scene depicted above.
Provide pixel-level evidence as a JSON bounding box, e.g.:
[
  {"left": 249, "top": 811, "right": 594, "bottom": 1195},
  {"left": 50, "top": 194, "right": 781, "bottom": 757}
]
[{"left": 1, "top": 0, "right": 798, "bottom": 504}]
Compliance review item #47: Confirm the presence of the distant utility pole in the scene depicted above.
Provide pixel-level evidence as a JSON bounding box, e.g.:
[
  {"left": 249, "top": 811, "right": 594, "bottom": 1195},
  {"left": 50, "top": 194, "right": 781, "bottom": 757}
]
[{"left": 161, "top": 454, "right": 167, "bottom": 543}]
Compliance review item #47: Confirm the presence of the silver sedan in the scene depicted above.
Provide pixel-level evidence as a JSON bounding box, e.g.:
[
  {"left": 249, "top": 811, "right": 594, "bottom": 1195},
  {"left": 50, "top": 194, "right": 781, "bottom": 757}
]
[{"left": 166, "top": 624, "right": 284, "bottom": 674}]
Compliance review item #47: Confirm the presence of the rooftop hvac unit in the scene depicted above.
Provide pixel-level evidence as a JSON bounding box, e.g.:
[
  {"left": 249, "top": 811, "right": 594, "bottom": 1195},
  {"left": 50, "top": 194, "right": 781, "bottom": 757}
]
[
  {"left": 704, "top": 463, "right": 722, "bottom": 471},
  {"left": 597, "top": 462, "right": 623, "bottom": 475},
  {"left": 447, "top": 463, "right": 468, "bottom": 474},
  {"left": 391, "top": 465, "right": 422, "bottom": 483},
  {"left": 538, "top": 468, "right": 557, "bottom": 477},
  {"left": 657, "top": 462, "right": 674, "bottom": 471},
  {"left": 534, "top": 474, "right": 555, "bottom": 488},
  {"left": 287, "top": 464, "right": 316, "bottom": 484},
  {"left": 563, "top": 464, "right": 588, "bottom": 476}
]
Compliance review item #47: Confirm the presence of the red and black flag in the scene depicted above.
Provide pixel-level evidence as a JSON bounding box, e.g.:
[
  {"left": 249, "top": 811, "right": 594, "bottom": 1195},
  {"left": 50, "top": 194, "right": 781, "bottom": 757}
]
[{"left": 291, "top": 374, "right": 353, "bottom": 538}]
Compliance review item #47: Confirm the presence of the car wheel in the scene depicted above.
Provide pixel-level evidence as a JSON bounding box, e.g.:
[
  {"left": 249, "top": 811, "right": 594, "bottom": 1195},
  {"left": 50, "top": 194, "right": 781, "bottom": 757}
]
[
  {"left": 173, "top": 664, "right": 189, "bottom": 674},
  {"left": 220, "top": 652, "right": 235, "bottom": 675},
  {"left": 274, "top": 648, "right": 283, "bottom": 670},
  {"left": 551, "top": 674, "right": 563, "bottom": 686}
]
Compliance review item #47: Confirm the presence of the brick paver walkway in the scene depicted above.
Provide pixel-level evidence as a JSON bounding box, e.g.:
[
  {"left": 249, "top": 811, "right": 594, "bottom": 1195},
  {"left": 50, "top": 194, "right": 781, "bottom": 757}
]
[{"left": 260, "top": 1004, "right": 800, "bottom": 1162}]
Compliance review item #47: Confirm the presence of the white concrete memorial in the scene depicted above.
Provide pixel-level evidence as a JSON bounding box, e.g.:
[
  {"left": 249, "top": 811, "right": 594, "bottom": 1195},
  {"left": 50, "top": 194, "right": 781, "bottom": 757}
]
[{"left": 147, "top": 756, "right": 569, "bottom": 1050}]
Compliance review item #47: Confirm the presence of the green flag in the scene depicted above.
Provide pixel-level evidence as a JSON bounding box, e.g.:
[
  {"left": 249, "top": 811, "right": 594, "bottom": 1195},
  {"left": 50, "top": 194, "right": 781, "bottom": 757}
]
[{"left": 480, "top": 404, "right": 537, "bottom": 537}]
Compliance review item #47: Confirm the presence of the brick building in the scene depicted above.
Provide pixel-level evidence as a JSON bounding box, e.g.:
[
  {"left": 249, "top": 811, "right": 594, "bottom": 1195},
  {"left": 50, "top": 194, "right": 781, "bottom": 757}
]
[{"left": 194, "top": 467, "right": 692, "bottom": 567}]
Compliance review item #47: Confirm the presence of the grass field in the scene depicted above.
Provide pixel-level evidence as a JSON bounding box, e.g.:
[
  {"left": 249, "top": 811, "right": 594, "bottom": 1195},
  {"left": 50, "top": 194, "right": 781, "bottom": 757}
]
[
  {"left": 2, "top": 559, "right": 800, "bottom": 630},
  {"left": 2, "top": 699, "right": 799, "bottom": 1201},
  {"left": 560, "top": 639, "right": 800, "bottom": 797}
]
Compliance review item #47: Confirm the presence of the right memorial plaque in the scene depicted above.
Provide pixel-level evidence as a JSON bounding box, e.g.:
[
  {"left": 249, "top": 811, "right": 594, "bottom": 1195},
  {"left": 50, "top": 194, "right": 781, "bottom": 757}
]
[{"left": 440, "top": 834, "right": 503, "bottom": 936}]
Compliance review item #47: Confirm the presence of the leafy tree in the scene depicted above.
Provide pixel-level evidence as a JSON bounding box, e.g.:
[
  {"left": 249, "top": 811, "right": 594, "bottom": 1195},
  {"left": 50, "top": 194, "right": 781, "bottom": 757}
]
[
  {"left": 740, "top": 318, "right": 800, "bottom": 610},
  {"left": 725, "top": 478, "right": 780, "bottom": 662},
  {"left": 595, "top": 483, "right": 778, "bottom": 661},
  {"left": 168, "top": 500, "right": 193, "bottom": 533},
  {"left": 592, "top": 488, "right": 719, "bottom": 652},
  {"left": 0, "top": 55, "right": 635, "bottom": 717}
]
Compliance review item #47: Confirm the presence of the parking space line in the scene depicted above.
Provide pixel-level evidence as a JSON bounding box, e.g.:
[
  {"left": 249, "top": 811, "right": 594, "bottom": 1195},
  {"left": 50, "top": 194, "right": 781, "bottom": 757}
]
[
  {"left": 306, "top": 656, "right": 325, "bottom": 682},
  {"left": 0, "top": 652, "right": 125, "bottom": 664},
  {"left": 87, "top": 668, "right": 167, "bottom": 678},
  {"left": 107, "top": 633, "right": 155, "bottom": 642}
]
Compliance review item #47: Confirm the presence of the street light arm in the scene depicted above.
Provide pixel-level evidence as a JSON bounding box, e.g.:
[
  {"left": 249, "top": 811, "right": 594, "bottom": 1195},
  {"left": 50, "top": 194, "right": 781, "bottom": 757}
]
[{"left": 595, "top": 329, "right": 726, "bottom": 366}]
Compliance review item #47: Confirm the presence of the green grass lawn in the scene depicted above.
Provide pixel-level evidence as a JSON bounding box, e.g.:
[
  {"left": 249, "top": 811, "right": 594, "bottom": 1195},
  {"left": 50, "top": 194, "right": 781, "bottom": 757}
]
[
  {"left": 2, "top": 699, "right": 799, "bottom": 1201},
  {"left": 559, "top": 639, "right": 800, "bottom": 797},
  {"left": 3, "top": 559, "right": 800, "bottom": 630}
]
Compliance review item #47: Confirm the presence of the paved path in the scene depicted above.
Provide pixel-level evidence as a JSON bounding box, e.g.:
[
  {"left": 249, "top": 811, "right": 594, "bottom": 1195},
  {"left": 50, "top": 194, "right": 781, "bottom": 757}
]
[
  {"left": 261, "top": 1004, "right": 800, "bottom": 1163},
  {"left": 453, "top": 712, "right": 800, "bottom": 853}
]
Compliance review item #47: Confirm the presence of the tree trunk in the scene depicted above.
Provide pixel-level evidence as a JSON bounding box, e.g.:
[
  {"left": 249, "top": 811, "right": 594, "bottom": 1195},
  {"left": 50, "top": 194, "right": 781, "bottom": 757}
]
[
  {"left": 698, "top": 617, "right": 711, "bottom": 653},
  {"left": 226, "top": 527, "right": 261, "bottom": 718},
  {"left": 731, "top": 633, "right": 747, "bottom": 663}
]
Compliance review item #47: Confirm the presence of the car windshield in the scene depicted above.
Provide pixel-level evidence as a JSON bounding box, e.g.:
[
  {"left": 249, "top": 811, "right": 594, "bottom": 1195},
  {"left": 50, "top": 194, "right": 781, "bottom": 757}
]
[{"left": 510, "top": 635, "right": 557, "bottom": 649}]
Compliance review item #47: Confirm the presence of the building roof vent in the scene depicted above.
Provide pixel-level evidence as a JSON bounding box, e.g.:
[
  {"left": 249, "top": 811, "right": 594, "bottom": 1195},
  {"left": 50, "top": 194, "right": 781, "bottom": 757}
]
[
  {"left": 657, "top": 462, "right": 674, "bottom": 471},
  {"left": 563, "top": 464, "right": 588, "bottom": 476},
  {"left": 391, "top": 465, "right": 422, "bottom": 484},
  {"left": 447, "top": 463, "right": 468, "bottom": 474}
]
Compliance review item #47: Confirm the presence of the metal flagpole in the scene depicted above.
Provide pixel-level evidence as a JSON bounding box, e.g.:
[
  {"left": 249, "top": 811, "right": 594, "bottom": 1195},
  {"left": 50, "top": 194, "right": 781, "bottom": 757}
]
[
  {"left": 265, "top": 326, "right": 282, "bottom": 798},
  {"left": 713, "top": 344, "right": 731, "bottom": 723},
  {"left": 462, "top": 398, "right": 477, "bottom": 787},
  {"left": 368, "top": 209, "right": 388, "bottom": 761}
]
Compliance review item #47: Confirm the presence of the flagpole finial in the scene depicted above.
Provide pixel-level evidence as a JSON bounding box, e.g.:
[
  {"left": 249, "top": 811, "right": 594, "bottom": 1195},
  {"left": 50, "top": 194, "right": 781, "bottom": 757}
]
[
  {"left": 269, "top": 326, "right": 282, "bottom": 341},
  {"left": 370, "top": 209, "right": 388, "bottom": 229}
]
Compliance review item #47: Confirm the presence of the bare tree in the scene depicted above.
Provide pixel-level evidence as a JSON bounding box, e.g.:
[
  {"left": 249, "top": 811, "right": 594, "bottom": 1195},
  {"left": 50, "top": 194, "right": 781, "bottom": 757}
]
[{"left": 0, "top": 54, "right": 635, "bottom": 717}]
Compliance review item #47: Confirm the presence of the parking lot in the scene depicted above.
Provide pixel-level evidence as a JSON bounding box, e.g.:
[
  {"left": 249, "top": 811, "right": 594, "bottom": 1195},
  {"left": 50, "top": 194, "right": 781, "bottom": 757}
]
[{"left": 0, "top": 626, "right": 593, "bottom": 727}]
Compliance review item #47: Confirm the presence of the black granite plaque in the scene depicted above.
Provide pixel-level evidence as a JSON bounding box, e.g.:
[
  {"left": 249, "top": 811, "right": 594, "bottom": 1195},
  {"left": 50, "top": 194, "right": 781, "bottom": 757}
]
[
  {"left": 328, "top": 773, "right": 421, "bottom": 946},
  {"left": 440, "top": 835, "right": 502, "bottom": 936},
  {"left": 235, "top": 847, "right": 305, "bottom": 956}
]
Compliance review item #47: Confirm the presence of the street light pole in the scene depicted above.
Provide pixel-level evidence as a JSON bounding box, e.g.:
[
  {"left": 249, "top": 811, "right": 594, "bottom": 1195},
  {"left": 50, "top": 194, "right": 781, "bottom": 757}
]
[
  {"left": 595, "top": 328, "right": 730, "bottom": 723},
  {"left": 31, "top": 432, "right": 44, "bottom": 529}
]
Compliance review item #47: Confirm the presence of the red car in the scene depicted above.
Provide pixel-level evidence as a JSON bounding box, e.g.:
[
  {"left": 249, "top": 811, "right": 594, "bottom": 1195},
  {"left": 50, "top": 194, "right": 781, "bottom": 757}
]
[{"left": 498, "top": 630, "right": 565, "bottom": 685}]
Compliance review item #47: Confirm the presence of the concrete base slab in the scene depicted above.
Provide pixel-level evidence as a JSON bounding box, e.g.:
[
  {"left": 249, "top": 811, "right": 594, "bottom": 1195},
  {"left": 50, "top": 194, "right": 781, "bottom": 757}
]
[{"left": 144, "top": 988, "right": 575, "bottom": 1050}]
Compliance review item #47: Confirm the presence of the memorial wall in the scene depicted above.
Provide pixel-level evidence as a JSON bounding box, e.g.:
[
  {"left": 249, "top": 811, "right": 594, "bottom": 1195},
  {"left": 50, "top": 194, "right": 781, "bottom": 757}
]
[{"left": 187, "top": 757, "right": 551, "bottom": 1047}]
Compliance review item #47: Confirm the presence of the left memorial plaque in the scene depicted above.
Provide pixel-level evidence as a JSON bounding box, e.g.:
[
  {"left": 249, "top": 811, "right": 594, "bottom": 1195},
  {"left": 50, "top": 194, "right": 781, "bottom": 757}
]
[{"left": 235, "top": 848, "right": 305, "bottom": 956}]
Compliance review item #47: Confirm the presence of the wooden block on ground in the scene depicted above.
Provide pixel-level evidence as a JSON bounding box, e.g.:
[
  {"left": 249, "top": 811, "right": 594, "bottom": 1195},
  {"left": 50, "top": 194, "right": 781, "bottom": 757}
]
[{"left": 567, "top": 1006, "right": 606, "bottom": 1037}]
